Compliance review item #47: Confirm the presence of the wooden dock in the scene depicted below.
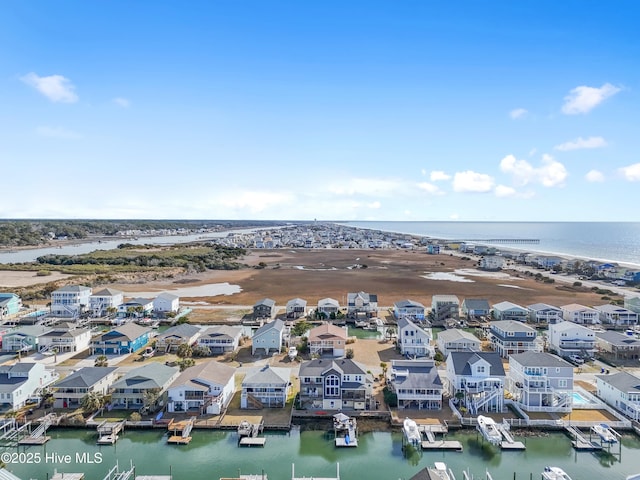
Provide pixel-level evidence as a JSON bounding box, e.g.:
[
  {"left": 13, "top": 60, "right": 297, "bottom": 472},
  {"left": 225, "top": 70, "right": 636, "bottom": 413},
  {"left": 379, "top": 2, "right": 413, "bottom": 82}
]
[
  {"left": 167, "top": 417, "right": 194, "bottom": 444},
  {"left": 333, "top": 413, "right": 357, "bottom": 448},
  {"left": 418, "top": 423, "right": 463, "bottom": 452},
  {"left": 565, "top": 425, "right": 603, "bottom": 451},
  {"left": 51, "top": 474, "right": 85, "bottom": 480},
  {"left": 237, "top": 417, "right": 265, "bottom": 447},
  {"left": 97, "top": 420, "right": 125, "bottom": 445},
  {"left": 239, "top": 437, "right": 267, "bottom": 447}
]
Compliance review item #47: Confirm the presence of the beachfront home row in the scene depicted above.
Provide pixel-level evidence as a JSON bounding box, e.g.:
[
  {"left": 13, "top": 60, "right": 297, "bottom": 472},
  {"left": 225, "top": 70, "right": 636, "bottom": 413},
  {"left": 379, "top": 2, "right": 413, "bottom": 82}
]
[
  {"left": 0, "top": 362, "right": 58, "bottom": 410},
  {"left": 51, "top": 285, "right": 92, "bottom": 318},
  {"left": 1, "top": 324, "right": 90, "bottom": 354},
  {"left": 89, "top": 288, "right": 124, "bottom": 317}
]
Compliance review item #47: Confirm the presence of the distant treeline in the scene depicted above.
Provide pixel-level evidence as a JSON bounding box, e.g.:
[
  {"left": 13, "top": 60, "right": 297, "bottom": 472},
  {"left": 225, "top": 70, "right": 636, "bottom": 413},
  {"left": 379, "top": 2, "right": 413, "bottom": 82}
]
[{"left": 0, "top": 219, "right": 291, "bottom": 247}]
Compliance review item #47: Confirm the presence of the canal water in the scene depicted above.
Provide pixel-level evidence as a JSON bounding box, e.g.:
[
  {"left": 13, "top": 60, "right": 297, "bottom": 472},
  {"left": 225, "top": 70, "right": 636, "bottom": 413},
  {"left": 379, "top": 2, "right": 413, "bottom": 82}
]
[{"left": 5, "top": 428, "right": 640, "bottom": 480}]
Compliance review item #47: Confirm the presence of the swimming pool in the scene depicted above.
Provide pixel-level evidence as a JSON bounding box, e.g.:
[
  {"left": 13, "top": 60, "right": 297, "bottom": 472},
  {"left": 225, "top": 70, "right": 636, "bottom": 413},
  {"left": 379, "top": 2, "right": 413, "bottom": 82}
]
[{"left": 572, "top": 391, "right": 593, "bottom": 405}]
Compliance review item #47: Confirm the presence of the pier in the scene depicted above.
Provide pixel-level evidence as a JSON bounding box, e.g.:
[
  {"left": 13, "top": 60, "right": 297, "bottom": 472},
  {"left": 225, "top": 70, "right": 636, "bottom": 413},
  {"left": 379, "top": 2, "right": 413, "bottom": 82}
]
[
  {"left": 18, "top": 413, "right": 56, "bottom": 445},
  {"left": 333, "top": 413, "right": 357, "bottom": 448},
  {"left": 419, "top": 423, "right": 463, "bottom": 452},
  {"left": 167, "top": 417, "right": 194, "bottom": 445},
  {"left": 237, "top": 418, "right": 266, "bottom": 447},
  {"left": 448, "top": 238, "right": 540, "bottom": 244},
  {"left": 496, "top": 420, "right": 526, "bottom": 451},
  {"left": 565, "top": 425, "right": 602, "bottom": 451},
  {"left": 97, "top": 420, "right": 125, "bottom": 445}
]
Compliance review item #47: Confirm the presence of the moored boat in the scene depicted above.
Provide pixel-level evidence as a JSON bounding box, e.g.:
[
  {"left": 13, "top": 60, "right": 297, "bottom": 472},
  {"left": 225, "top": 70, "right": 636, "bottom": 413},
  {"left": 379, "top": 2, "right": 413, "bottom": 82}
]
[
  {"left": 476, "top": 415, "right": 502, "bottom": 445},
  {"left": 542, "top": 466, "right": 572, "bottom": 480},
  {"left": 402, "top": 417, "right": 422, "bottom": 446}
]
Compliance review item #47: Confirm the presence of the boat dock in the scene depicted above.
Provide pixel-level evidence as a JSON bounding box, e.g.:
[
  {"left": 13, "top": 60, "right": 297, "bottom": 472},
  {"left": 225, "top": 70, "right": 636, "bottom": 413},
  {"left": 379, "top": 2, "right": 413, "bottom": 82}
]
[
  {"left": 565, "top": 425, "right": 603, "bottom": 451},
  {"left": 496, "top": 421, "right": 526, "bottom": 451},
  {"left": 167, "top": 417, "right": 194, "bottom": 444},
  {"left": 97, "top": 420, "right": 125, "bottom": 445},
  {"left": 291, "top": 463, "right": 340, "bottom": 480},
  {"left": 238, "top": 418, "right": 266, "bottom": 447},
  {"left": 419, "top": 423, "right": 463, "bottom": 452},
  {"left": 18, "top": 413, "right": 56, "bottom": 445},
  {"left": 333, "top": 413, "right": 357, "bottom": 448},
  {"left": 51, "top": 473, "right": 85, "bottom": 480}
]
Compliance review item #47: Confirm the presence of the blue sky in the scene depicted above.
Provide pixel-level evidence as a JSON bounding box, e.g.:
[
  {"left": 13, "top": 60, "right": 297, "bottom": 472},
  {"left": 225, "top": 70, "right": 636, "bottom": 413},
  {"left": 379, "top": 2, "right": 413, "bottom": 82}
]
[{"left": 1, "top": 1, "right": 639, "bottom": 221}]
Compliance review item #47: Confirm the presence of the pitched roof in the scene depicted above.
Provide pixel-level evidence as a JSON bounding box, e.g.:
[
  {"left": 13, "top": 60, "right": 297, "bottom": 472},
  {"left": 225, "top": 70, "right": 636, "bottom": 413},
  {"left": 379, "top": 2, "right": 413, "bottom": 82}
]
[
  {"left": 242, "top": 365, "right": 290, "bottom": 385},
  {"left": 91, "top": 288, "right": 123, "bottom": 297},
  {"left": 597, "top": 371, "right": 640, "bottom": 393},
  {"left": 54, "top": 367, "right": 117, "bottom": 389},
  {"left": 254, "top": 319, "right": 284, "bottom": 336},
  {"left": 53, "top": 285, "right": 91, "bottom": 293},
  {"left": 510, "top": 352, "right": 573, "bottom": 368},
  {"left": 394, "top": 299, "right": 425, "bottom": 309},
  {"left": 200, "top": 325, "right": 243, "bottom": 339},
  {"left": 437, "top": 328, "right": 480, "bottom": 344},
  {"left": 286, "top": 297, "right": 307, "bottom": 307},
  {"left": 156, "top": 324, "right": 201, "bottom": 341},
  {"left": 527, "top": 303, "right": 561, "bottom": 311},
  {"left": 490, "top": 320, "right": 536, "bottom": 333},
  {"left": 254, "top": 298, "right": 275, "bottom": 307},
  {"left": 390, "top": 360, "right": 442, "bottom": 389},
  {"left": 299, "top": 358, "right": 369, "bottom": 377},
  {"left": 111, "top": 363, "right": 178, "bottom": 390},
  {"left": 309, "top": 323, "right": 347, "bottom": 341},
  {"left": 101, "top": 323, "right": 151, "bottom": 341},
  {"left": 462, "top": 299, "right": 490, "bottom": 310},
  {"left": 169, "top": 360, "right": 235, "bottom": 390},
  {"left": 156, "top": 292, "right": 180, "bottom": 301},
  {"left": 493, "top": 301, "right": 526, "bottom": 311},
  {"left": 448, "top": 351, "right": 505, "bottom": 376},
  {"left": 596, "top": 331, "right": 640, "bottom": 347},
  {"left": 318, "top": 298, "right": 339, "bottom": 307}
]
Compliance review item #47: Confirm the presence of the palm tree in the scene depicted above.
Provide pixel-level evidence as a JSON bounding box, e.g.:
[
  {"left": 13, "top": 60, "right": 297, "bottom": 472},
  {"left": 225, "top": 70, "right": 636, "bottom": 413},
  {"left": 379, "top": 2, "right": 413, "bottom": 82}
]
[
  {"left": 176, "top": 343, "right": 193, "bottom": 359},
  {"left": 94, "top": 355, "right": 109, "bottom": 367},
  {"left": 81, "top": 391, "right": 107, "bottom": 414}
]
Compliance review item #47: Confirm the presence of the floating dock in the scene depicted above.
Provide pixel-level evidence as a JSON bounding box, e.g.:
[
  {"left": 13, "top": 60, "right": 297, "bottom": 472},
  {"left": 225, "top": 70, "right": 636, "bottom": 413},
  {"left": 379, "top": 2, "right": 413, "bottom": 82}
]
[
  {"left": 51, "top": 474, "right": 85, "bottom": 480},
  {"left": 238, "top": 417, "right": 266, "bottom": 447},
  {"left": 167, "top": 417, "right": 194, "bottom": 444},
  {"left": 565, "top": 425, "right": 603, "bottom": 451},
  {"left": 97, "top": 420, "right": 125, "bottom": 445},
  {"left": 18, "top": 413, "right": 55, "bottom": 445},
  {"left": 418, "top": 423, "right": 463, "bottom": 452},
  {"left": 333, "top": 413, "right": 357, "bottom": 448},
  {"left": 497, "top": 421, "right": 526, "bottom": 451}
]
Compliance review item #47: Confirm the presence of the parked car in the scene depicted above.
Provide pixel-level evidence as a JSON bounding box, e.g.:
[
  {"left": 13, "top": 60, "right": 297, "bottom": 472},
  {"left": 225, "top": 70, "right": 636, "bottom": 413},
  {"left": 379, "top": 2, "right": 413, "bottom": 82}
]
[{"left": 568, "top": 354, "right": 585, "bottom": 365}]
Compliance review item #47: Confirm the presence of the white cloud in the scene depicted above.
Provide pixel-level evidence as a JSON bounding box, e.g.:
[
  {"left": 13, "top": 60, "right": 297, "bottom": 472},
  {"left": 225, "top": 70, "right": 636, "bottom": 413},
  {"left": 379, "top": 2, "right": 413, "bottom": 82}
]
[
  {"left": 585, "top": 170, "right": 605, "bottom": 182},
  {"left": 561, "top": 83, "right": 621, "bottom": 115},
  {"left": 430, "top": 170, "right": 451, "bottom": 182},
  {"left": 509, "top": 108, "right": 528, "bottom": 119},
  {"left": 494, "top": 185, "right": 517, "bottom": 197},
  {"left": 113, "top": 97, "right": 131, "bottom": 108},
  {"left": 417, "top": 182, "right": 443, "bottom": 195},
  {"left": 618, "top": 163, "right": 640, "bottom": 181},
  {"left": 529, "top": 148, "right": 537, "bottom": 157},
  {"left": 554, "top": 136, "right": 607, "bottom": 151},
  {"left": 452, "top": 171, "right": 495, "bottom": 193},
  {"left": 421, "top": 169, "right": 427, "bottom": 176},
  {"left": 367, "top": 201, "right": 381, "bottom": 209},
  {"left": 217, "top": 190, "right": 293, "bottom": 213},
  {"left": 327, "top": 178, "right": 401, "bottom": 197},
  {"left": 36, "top": 125, "right": 82, "bottom": 139},
  {"left": 21, "top": 72, "right": 78, "bottom": 103},
  {"left": 500, "top": 153, "right": 567, "bottom": 187}
]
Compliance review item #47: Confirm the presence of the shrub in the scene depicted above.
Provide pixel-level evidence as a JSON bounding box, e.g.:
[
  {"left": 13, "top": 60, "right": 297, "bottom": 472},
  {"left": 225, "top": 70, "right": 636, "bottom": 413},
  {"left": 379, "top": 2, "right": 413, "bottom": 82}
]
[
  {"left": 573, "top": 281, "right": 582, "bottom": 287},
  {"left": 345, "top": 348, "right": 354, "bottom": 359},
  {"left": 36, "top": 270, "right": 52, "bottom": 276},
  {"left": 129, "top": 412, "right": 142, "bottom": 422},
  {"left": 383, "top": 387, "right": 397, "bottom": 408}
]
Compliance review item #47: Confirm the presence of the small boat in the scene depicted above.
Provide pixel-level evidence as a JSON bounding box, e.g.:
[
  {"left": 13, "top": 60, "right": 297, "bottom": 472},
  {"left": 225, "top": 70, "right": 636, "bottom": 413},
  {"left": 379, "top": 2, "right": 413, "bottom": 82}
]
[
  {"left": 402, "top": 417, "right": 422, "bottom": 446},
  {"left": 477, "top": 415, "right": 502, "bottom": 445},
  {"left": 542, "top": 466, "right": 573, "bottom": 480},
  {"left": 428, "top": 462, "right": 455, "bottom": 480},
  {"left": 288, "top": 346, "right": 298, "bottom": 360},
  {"left": 592, "top": 423, "right": 618, "bottom": 443},
  {"left": 142, "top": 346, "right": 155, "bottom": 358}
]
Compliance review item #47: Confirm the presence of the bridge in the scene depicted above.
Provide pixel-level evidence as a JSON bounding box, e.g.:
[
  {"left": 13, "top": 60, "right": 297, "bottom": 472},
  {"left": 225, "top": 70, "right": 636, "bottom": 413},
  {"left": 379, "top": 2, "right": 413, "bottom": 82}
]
[{"left": 445, "top": 238, "right": 540, "bottom": 245}]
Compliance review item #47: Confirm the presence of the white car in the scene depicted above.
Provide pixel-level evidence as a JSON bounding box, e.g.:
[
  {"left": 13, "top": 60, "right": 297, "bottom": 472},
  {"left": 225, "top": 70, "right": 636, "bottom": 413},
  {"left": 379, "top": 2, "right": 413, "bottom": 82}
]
[{"left": 568, "top": 354, "right": 584, "bottom": 365}]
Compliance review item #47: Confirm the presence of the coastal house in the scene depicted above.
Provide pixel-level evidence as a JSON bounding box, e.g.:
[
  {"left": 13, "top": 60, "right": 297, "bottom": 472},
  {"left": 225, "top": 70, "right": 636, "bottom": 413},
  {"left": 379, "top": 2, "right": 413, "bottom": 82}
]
[
  {"left": 299, "top": 358, "right": 372, "bottom": 410},
  {"left": 594, "top": 304, "right": 639, "bottom": 327},
  {"left": 492, "top": 301, "right": 528, "bottom": 322},
  {"left": 89, "top": 288, "right": 124, "bottom": 318},
  {"left": 286, "top": 298, "right": 307, "bottom": 319},
  {"left": 446, "top": 351, "right": 506, "bottom": 414},
  {"left": 38, "top": 326, "right": 91, "bottom": 354},
  {"left": 253, "top": 298, "right": 276, "bottom": 320},
  {"left": 596, "top": 371, "right": 640, "bottom": 421},
  {"left": 52, "top": 367, "right": 118, "bottom": 409},
  {"left": 625, "top": 297, "right": 640, "bottom": 315},
  {"left": 50, "top": 285, "right": 92, "bottom": 318},
  {"left": 153, "top": 292, "right": 180, "bottom": 314},
  {"left": 117, "top": 298, "right": 154, "bottom": 319},
  {"left": 241, "top": 365, "right": 291, "bottom": 409},
  {"left": 388, "top": 359, "right": 443, "bottom": 410},
  {"left": 155, "top": 324, "right": 201, "bottom": 354},
  {"left": 346, "top": 291, "right": 378, "bottom": 319},
  {"left": 561, "top": 303, "right": 600, "bottom": 325},
  {"left": 547, "top": 321, "right": 596, "bottom": 360},
  {"left": 533, "top": 255, "right": 564, "bottom": 269},
  {"left": 479, "top": 255, "right": 504, "bottom": 271},
  {"left": 91, "top": 324, "right": 151, "bottom": 355},
  {"left": 251, "top": 319, "right": 285, "bottom": 356},
  {"left": 430, "top": 295, "right": 460, "bottom": 325},
  {"left": 528, "top": 303, "right": 563, "bottom": 324},
  {"left": 595, "top": 331, "right": 640, "bottom": 361},
  {"left": 196, "top": 325, "right": 243, "bottom": 354},
  {"left": 308, "top": 323, "right": 348, "bottom": 357},
  {"left": 1, "top": 326, "right": 52, "bottom": 353},
  {"left": 109, "top": 363, "right": 180, "bottom": 412},
  {"left": 0, "top": 362, "right": 58, "bottom": 410},
  {"left": 397, "top": 317, "right": 434, "bottom": 358},
  {"left": 436, "top": 329, "right": 481, "bottom": 357},
  {"left": 316, "top": 298, "right": 340, "bottom": 319},
  {"left": 426, "top": 244, "right": 440, "bottom": 254},
  {"left": 507, "top": 352, "right": 573, "bottom": 413},
  {"left": 0, "top": 293, "right": 22, "bottom": 319},
  {"left": 489, "top": 320, "right": 538, "bottom": 358},
  {"left": 166, "top": 360, "right": 235, "bottom": 415},
  {"left": 393, "top": 299, "right": 426, "bottom": 321},
  {"left": 461, "top": 299, "right": 491, "bottom": 320}
]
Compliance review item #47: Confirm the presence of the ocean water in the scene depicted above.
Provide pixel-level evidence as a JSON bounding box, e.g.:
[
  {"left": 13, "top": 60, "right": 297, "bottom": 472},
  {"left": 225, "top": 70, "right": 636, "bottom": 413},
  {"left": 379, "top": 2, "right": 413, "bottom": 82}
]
[{"left": 341, "top": 221, "right": 640, "bottom": 268}]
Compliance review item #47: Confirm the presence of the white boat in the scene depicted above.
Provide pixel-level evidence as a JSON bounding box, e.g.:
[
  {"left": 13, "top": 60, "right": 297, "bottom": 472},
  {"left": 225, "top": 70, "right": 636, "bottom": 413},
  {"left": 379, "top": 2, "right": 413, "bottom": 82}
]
[
  {"left": 542, "top": 466, "right": 572, "bottom": 480},
  {"left": 476, "top": 415, "right": 502, "bottom": 445},
  {"left": 428, "top": 462, "right": 456, "bottom": 480},
  {"left": 288, "top": 346, "right": 298, "bottom": 360},
  {"left": 402, "top": 417, "right": 422, "bottom": 445},
  {"left": 592, "top": 423, "right": 618, "bottom": 443}
]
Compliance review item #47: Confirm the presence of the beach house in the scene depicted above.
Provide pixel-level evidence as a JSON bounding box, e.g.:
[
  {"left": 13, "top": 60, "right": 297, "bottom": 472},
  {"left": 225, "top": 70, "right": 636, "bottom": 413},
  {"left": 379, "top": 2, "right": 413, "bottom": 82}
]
[
  {"left": 308, "top": 323, "right": 348, "bottom": 357},
  {"left": 155, "top": 324, "right": 201, "bottom": 354},
  {"left": 153, "top": 292, "right": 180, "bottom": 314},
  {"left": 316, "top": 298, "right": 340, "bottom": 319},
  {"left": 388, "top": 359, "right": 443, "bottom": 410},
  {"left": 593, "top": 304, "right": 639, "bottom": 327},
  {"left": 286, "top": 298, "right": 307, "bottom": 319},
  {"left": 461, "top": 299, "right": 490, "bottom": 320},
  {"left": 50, "top": 285, "right": 92, "bottom": 318},
  {"left": 397, "top": 317, "right": 434, "bottom": 358},
  {"left": 241, "top": 365, "right": 291, "bottom": 409},
  {"left": 38, "top": 326, "right": 91, "bottom": 354},
  {"left": 492, "top": 301, "right": 528, "bottom": 322},
  {"left": 91, "top": 324, "right": 151, "bottom": 355},
  {"left": 489, "top": 320, "right": 538, "bottom": 358},
  {"left": 595, "top": 331, "right": 640, "bottom": 362},
  {"left": 547, "top": 321, "right": 596, "bottom": 360},
  {"left": 0, "top": 363, "right": 58, "bottom": 410},
  {"left": 253, "top": 298, "right": 276, "bottom": 320},
  {"left": 89, "top": 288, "right": 124, "bottom": 317},
  {"left": 436, "top": 329, "right": 481, "bottom": 357},
  {"left": 528, "top": 303, "right": 563, "bottom": 324},
  {"left": 110, "top": 363, "right": 180, "bottom": 412},
  {"left": 561, "top": 303, "right": 600, "bottom": 325},
  {"left": 167, "top": 360, "right": 235, "bottom": 415},
  {"left": 117, "top": 298, "right": 154, "bottom": 319},
  {"left": 479, "top": 255, "right": 504, "bottom": 271},
  {"left": 52, "top": 367, "right": 118, "bottom": 409},
  {"left": 393, "top": 299, "right": 426, "bottom": 321},
  {"left": 299, "top": 358, "right": 372, "bottom": 410},
  {"left": 197, "top": 325, "right": 243, "bottom": 354},
  {"left": 0, "top": 293, "right": 22, "bottom": 319},
  {"left": 346, "top": 291, "right": 378, "bottom": 319},
  {"left": 596, "top": 371, "right": 640, "bottom": 421},
  {"left": 431, "top": 295, "right": 460, "bottom": 325},
  {"left": 446, "top": 351, "right": 506, "bottom": 414},
  {"left": 1, "top": 325, "right": 52, "bottom": 353},
  {"left": 251, "top": 319, "right": 285, "bottom": 355}
]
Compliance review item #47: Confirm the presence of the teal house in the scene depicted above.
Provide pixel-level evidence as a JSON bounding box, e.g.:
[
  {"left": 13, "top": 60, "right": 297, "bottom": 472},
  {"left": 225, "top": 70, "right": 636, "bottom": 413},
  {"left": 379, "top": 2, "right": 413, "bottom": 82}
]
[{"left": 0, "top": 293, "right": 22, "bottom": 318}]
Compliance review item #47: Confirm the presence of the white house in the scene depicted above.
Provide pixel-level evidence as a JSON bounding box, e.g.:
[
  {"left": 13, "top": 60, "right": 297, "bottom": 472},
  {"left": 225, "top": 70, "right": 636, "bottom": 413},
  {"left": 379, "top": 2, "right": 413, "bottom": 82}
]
[
  {"left": 431, "top": 295, "right": 460, "bottom": 324},
  {"left": 251, "top": 319, "right": 285, "bottom": 356},
  {"left": 446, "top": 351, "right": 506, "bottom": 414},
  {"left": 167, "top": 360, "right": 235, "bottom": 415},
  {"left": 286, "top": 298, "right": 307, "bottom": 319},
  {"left": 241, "top": 366, "right": 290, "bottom": 409},
  {"left": 118, "top": 298, "right": 154, "bottom": 318},
  {"left": 436, "top": 329, "right": 481, "bottom": 357},
  {"left": 492, "top": 301, "right": 528, "bottom": 322},
  {"left": 52, "top": 367, "right": 118, "bottom": 409},
  {"left": 594, "top": 304, "right": 639, "bottom": 327},
  {"left": 89, "top": 288, "right": 124, "bottom": 317},
  {"left": 388, "top": 359, "right": 442, "bottom": 410},
  {"left": 38, "top": 326, "right": 92, "bottom": 354},
  {"left": 153, "top": 292, "right": 180, "bottom": 314},
  {"left": 197, "top": 325, "right": 243, "bottom": 354},
  {"left": 489, "top": 320, "right": 539, "bottom": 358},
  {"left": 479, "top": 256, "right": 504, "bottom": 271},
  {"left": 393, "top": 299, "right": 426, "bottom": 321},
  {"left": 317, "top": 298, "right": 340, "bottom": 318},
  {"left": 547, "top": 321, "right": 596, "bottom": 360},
  {"left": 51, "top": 285, "right": 92, "bottom": 318},
  {"left": 528, "top": 303, "right": 563, "bottom": 324},
  {"left": 596, "top": 371, "right": 640, "bottom": 421},
  {"left": 0, "top": 363, "right": 58, "bottom": 410},
  {"left": 397, "top": 317, "right": 433, "bottom": 358},
  {"left": 561, "top": 303, "right": 600, "bottom": 325},
  {"left": 155, "top": 324, "right": 201, "bottom": 353}
]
